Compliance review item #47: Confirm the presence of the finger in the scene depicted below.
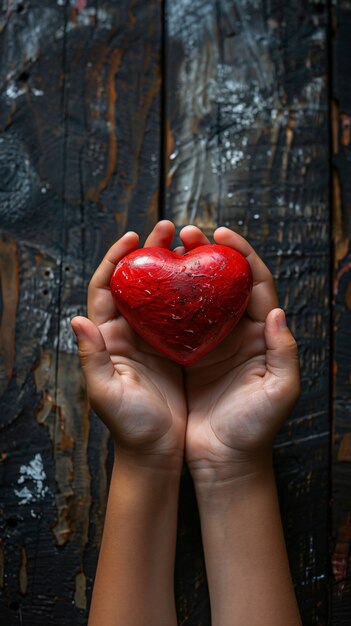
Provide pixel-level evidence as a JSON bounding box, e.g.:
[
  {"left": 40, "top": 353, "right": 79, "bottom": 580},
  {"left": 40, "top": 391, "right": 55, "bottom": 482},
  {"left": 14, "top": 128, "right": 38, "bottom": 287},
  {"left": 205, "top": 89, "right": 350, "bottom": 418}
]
[
  {"left": 71, "top": 316, "right": 116, "bottom": 386},
  {"left": 173, "top": 245, "right": 186, "bottom": 255},
  {"left": 88, "top": 231, "right": 139, "bottom": 325},
  {"left": 179, "top": 225, "right": 211, "bottom": 251},
  {"left": 144, "top": 220, "right": 175, "bottom": 248},
  {"left": 213, "top": 227, "right": 279, "bottom": 322},
  {"left": 264, "top": 309, "right": 300, "bottom": 390}
]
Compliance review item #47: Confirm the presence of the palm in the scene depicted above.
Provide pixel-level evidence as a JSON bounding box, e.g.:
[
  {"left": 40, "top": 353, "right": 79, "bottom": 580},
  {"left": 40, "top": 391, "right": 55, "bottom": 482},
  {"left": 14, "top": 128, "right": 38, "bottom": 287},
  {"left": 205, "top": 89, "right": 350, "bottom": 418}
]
[
  {"left": 185, "top": 315, "right": 281, "bottom": 470},
  {"left": 95, "top": 315, "right": 186, "bottom": 454}
]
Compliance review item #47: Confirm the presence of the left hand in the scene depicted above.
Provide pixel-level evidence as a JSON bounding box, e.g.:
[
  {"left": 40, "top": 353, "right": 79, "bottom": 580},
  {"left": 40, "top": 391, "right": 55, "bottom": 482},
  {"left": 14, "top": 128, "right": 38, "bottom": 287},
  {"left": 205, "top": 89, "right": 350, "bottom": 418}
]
[{"left": 71, "top": 221, "right": 187, "bottom": 470}]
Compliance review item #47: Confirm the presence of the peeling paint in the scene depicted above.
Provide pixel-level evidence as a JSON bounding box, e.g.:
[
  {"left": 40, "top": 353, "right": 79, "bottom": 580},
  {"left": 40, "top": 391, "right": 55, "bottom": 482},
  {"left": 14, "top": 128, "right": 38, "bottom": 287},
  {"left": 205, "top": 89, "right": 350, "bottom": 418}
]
[
  {"left": 54, "top": 311, "right": 80, "bottom": 354},
  {"left": 15, "top": 453, "right": 48, "bottom": 505},
  {"left": 74, "top": 570, "right": 87, "bottom": 609},
  {"left": 5, "top": 82, "right": 26, "bottom": 100},
  {"left": 3, "top": 8, "right": 59, "bottom": 82},
  {"left": 34, "top": 350, "right": 91, "bottom": 547},
  {"left": 0, "top": 136, "right": 38, "bottom": 224}
]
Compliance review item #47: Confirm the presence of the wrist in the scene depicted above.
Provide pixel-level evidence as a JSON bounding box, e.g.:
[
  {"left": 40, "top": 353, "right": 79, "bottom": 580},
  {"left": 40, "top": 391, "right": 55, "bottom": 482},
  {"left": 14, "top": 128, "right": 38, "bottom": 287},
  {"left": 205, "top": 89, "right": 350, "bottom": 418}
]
[
  {"left": 189, "top": 451, "right": 274, "bottom": 499},
  {"left": 108, "top": 450, "right": 182, "bottom": 534},
  {"left": 113, "top": 444, "right": 184, "bottom": 480}
]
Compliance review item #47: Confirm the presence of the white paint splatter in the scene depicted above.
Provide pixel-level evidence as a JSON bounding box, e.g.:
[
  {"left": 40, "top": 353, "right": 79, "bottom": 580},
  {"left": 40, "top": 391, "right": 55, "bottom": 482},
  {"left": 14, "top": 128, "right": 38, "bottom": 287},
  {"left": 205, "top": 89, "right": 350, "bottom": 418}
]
[
  {"left": 5, "top": 83, "right": 26, "bottom": 100},
  {"left": 78, "top": 7, "right": 113, "bottom": 29},
  {"left": 32, "top": 88, "right": 44, "bottom": 97},
  {"left": 54, "top": 309, "right": 82, "bottom": 353},
  {"left": 55, "top": 4, "right": 113, "bottom": 30},
  {"left": 15, "top": 453, "right": 48, "bottom": 505}
]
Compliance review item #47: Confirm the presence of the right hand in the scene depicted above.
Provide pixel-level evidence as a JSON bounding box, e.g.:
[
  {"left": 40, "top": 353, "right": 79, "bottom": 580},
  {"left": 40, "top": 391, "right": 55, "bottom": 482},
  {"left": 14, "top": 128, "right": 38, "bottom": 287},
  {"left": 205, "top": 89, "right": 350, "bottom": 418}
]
[
  {"left": 71, "top": 221, "right": 187, "bottom": 469},
  {"left": 177, "top": 226, "right": 300, "bottom": 484}
]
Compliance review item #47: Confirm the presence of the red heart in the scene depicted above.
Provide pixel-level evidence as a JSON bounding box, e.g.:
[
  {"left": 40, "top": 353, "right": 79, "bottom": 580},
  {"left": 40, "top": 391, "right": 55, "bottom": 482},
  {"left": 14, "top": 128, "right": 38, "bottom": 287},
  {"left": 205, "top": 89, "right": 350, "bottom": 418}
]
[{"left": 110, "top": 244, "right": 252, "bottom": 365}]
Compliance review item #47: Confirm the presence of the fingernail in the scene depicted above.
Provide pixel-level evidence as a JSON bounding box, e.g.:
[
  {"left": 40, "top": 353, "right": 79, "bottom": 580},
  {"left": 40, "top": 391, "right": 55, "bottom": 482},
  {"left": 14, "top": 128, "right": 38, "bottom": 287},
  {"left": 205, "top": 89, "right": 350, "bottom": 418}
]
[{"left": 277, "top": 309, "right": 287, "bottom": 329}]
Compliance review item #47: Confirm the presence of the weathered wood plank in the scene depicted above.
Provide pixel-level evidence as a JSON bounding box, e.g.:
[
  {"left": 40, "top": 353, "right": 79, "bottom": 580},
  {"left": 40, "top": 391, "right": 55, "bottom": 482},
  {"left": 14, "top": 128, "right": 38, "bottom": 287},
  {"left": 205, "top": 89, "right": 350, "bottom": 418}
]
[
  {"left": 165, "top": 1, "right": 330, "bottom": 623},
  {"left": 0, "top": 1, "right": 162, "bottom": 623},
  {"left": 332, "top": 2, "right": 351, "bottom": 623},
  {"left": 0, "top": 3, "right": 69, "bottom": 623}
]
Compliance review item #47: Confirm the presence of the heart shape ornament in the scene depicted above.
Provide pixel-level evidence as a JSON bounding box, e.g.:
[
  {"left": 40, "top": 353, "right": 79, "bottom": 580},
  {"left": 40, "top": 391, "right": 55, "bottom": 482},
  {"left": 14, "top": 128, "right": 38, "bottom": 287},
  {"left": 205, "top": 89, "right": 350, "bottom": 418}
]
[{"left": 110, "top": 244, "right": 252, "bottom": 365}]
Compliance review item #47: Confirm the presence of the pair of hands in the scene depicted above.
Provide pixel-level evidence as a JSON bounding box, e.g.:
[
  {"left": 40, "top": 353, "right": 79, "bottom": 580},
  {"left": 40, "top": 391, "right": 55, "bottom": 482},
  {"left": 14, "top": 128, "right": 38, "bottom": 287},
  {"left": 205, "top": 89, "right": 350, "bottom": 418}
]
[{"left": 71, "top": 221, "right": 300, "bottom": 483}]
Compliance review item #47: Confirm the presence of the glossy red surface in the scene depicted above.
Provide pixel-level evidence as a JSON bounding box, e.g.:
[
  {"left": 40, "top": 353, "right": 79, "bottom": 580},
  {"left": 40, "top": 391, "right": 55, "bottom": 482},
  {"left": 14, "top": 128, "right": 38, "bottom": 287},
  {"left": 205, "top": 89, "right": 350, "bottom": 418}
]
[{"left": 110, "top": 244, "right": 252, "bottom": 365}]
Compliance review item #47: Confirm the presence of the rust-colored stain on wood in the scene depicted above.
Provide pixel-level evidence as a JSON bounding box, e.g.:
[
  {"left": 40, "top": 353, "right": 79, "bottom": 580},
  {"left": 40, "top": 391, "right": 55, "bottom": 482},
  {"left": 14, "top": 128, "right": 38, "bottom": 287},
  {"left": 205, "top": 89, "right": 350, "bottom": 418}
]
[
  {"left": 345, "top": 281, "right": 351, "bottom": 310},
  {"left": 86, "top": 48, "right": 122, "bottom": 204},
  {"left": 332, "top": 99, "right": 339, "bottom": 155},
  {"left": 19, "top": 546, "right": 28, "bottom": 596},
  {"left": 341, "top": 113, "right": 351, "bottom": 147},
  {"left": 332, "top": 108, "right": 349, "bottom": 267},
  {"left": 75, "top": 571, "right": 87, "bottom": 610},
  {"left": 337, "top": 433, "right": 351, "bottom": 462},
  {"left": 0, "top": 235, "right": 19, "bottom": 396}
]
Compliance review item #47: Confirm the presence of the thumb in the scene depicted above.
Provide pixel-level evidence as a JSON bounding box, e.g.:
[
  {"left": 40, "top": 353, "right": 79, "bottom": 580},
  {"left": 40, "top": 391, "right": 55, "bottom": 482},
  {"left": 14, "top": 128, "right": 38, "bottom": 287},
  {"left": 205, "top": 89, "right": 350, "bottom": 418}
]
[
  {"left": 264, "top": 308, "right": 300, "bottom": 386},
  {"left": 71, "top": 316, "right": 115, "bottom": 386}
]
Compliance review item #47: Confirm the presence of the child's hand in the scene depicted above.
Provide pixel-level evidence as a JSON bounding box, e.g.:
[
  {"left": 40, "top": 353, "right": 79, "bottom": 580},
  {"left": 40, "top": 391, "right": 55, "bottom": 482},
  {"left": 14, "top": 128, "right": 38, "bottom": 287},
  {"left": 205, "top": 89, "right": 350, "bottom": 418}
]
[
  {"left": 71, "top": 221, "right": 187, "bottom": 471},
  {"left": 178, "top": 226, "right": 300, "bottom": 484}
]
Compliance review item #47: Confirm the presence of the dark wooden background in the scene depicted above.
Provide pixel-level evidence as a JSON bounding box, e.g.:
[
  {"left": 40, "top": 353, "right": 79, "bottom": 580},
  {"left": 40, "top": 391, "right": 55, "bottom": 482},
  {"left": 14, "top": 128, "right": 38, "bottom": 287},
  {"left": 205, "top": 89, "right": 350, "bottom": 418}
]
[{"left": 0, "top": 1, "right": 350, "bottom": 624}]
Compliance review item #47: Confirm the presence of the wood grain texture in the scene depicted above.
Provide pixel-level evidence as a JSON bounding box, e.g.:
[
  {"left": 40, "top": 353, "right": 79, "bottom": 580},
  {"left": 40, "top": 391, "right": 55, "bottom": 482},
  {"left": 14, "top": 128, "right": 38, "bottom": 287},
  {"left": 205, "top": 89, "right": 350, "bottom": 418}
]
[
  {"left": 0, "top": 1, "right": 346, "bottom": 625},
  {"left": 0, "top": 1, "right": 161, "bottom": 623},
  {"left": 332, "top": 1, "right": 351, "bottom": 623},
  {"left": 165, "top": 1, "right": 330, "bottom": 623}
]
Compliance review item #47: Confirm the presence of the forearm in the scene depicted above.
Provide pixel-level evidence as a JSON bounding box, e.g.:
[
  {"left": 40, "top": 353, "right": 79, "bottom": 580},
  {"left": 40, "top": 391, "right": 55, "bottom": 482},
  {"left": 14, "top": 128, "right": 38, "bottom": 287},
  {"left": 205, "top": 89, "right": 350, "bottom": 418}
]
[
  {"left": 194, "top": 458, "right": 301, "bottom": 626},
  {"left": 88, "top": 452, "right": 182, "bottom": 626}
]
